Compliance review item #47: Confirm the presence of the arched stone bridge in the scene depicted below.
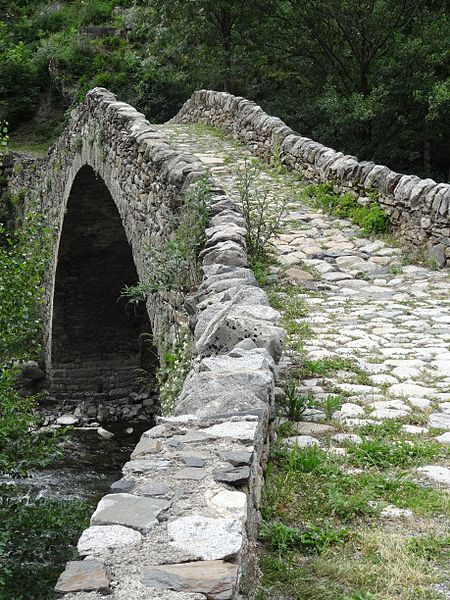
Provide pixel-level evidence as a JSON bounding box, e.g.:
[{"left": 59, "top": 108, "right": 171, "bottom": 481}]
[{"left": 8, "top": 88, "right": 450, "bottom": 599}]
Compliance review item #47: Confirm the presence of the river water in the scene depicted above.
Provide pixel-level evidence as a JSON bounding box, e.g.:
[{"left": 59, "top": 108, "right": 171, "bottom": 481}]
[{"left": 0, "top": 422, "right": 151, "bottom": 600}]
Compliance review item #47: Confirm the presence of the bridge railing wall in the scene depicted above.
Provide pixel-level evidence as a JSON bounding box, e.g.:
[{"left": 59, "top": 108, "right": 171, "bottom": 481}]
[{"left": 173, "top": 89, "right": 450, "bottom": 268}]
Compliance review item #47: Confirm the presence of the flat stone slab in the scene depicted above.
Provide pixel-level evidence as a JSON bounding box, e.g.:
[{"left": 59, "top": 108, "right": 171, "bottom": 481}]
[
  {"left": 211, "top": 490, "right": 247, "bottom": 521},
  {"left": 77, "top": 525, "right": 143, "bottom": 555},
  {"left": 286, "top": 435, "right": 319, "bottom": 448},
  {"left": 91, "top": 493, "right": 171, "bottom": 533},
  {"left": 220, "top": 451, "right": 252, "bottom": 466},
  {"left": 175, "top": 467, "right": 208, "bottom": 480},
  {"left": 213, "top": 466, "right": 250, "bottom": 486},
  {"left": 54, "top": 561, "right": 110, "bottom": 593},
  {"left": 296, "top": 422, "right": 335, "bottom": 435},
  {"left": 202, "top": 420, "right": 258, "bottom": 442},
  {"left": 142, "top": 560, "right": 238, "bottom": 600},
  {"left": 131, "top": 437, "right": 162, "bottom": 458},
  {"left": 168, "top": 515, "right": 242, "bottom": 560},
  {"left": 418, "top": 465, "right": 450, "bottom": 487},
  {"left": 428, "top": 413, "right": 450, "bottom": 430},
  {"left": 138, "top": 481, "right": 171, "bottom": 497},
  {"left": 110, "top": 477, "right": 135, "bottom": 494},
  {"left": 122, "top": 459, "right": 171, "bottom": 475}
]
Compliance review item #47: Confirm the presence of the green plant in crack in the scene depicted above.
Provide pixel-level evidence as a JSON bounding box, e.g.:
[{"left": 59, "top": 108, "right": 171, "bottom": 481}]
[
  {"left": 157, "top": 323, "right": 192, "bottom": 416},
  {"left": 123, "top": 177, "right": 211, "bottom": 298},
  {"left": 237, "top": 160, "right": 289, "bottom": 262},
  {"left": 279, "top": 381, "right": 312, "bottom": 421},
  {"left": 304, "top": 183, "right": 389, "bottom": 235},
  {"left": 324, "top": 394, "right": 343, "bottom": 419}
]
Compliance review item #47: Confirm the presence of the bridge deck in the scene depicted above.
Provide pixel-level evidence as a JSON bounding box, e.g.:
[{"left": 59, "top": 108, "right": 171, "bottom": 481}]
[{"left": 158, "top": 122, "right": 450, "bottom": 598}]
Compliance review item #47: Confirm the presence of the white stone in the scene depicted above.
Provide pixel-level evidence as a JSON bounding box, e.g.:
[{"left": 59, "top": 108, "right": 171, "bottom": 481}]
[
  {"left": 369, "top": 374, "right": 398, "bottom": 385},
  {"left": 408, "top": 397, "right": 431, "bottom": 410},
  {"left": 295, "top": 422, "right": 335, "bottom": 435},
  {"left": 418, "top": 465, "right": 450, "bottom": 487},
  {"left": 56, "top": 414, "right": 78, "bottom": 426},
  {"left": 331, "top": 433, "right": 362, "bottom": 445},
  {"left": 286, "top": 435, "right": 319, "bottom": 448},
  {"left": 336, "top": 403, "right": 365, "bottom": 418},
  {"left": 428, "top": 413, "right": 450, "bottom": 430},
  {"left": 402, "top": 425, "right": 428, "bottom": 434},
  {"left": 98, "top": 427, "right": 114, "bottom": 440},
  {"left": 388, "top": 383, "right": 436, "bottom": 398},
  {"left": 77, "top": 525, "right": 143, "bottom": 555},
  {"left": 371, "top": 408, "right": 410, "bottom": 420},
  {"left": 380, "top": 506, "right": 413, "bottom": 519},
  {"left": 203, "top": 420, "right": 258, "bottom": 442},
  {"left": 435, "top": 432, "right": 450, "bottom": 444},
  {"left": 211, "top": 491, "right": 247, "bottom": 521},
  {"left": 168, "top": 515, "right": 242, "bottom": 560}
]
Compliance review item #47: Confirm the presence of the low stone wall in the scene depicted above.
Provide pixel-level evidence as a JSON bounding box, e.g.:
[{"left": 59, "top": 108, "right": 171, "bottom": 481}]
[
  {"left": 54, "top": 155, "right": 284, "bottom": 599},
  {"left": 173, "top": 89, "right": 450, "bottom": 267}
]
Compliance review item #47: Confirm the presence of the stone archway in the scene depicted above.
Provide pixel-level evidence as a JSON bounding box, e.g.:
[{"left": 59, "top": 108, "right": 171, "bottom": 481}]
[{"left": 49, "top": 165, "right": 156, "bottom": 420}]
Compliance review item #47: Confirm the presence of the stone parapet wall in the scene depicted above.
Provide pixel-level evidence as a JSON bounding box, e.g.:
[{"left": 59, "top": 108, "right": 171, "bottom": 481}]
[{"left": 173, "top": 89, "right": 450, "bottom": 267}]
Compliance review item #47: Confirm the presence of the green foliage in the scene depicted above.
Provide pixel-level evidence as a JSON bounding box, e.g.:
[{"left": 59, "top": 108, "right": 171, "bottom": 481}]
[
  {"left": 0, "top": 121, "right": 8, "bottom": 163},
  {"left": 259, "top": 521, "right": 350, "bottom": 556},
  {"left": 237, "top": 161, "right": 289, "bottom": 261},
  {"left": 347, "top": 436, "right": 444, "bottom": 469},
  {"left": 324, "top": 394, "right": 343, "bottom": 419},
  {"left": 0, "top": 486, "right": 91, "bottom": 598},
  {"left": 280, "top": 381, "right": 312, "bottom": 421},
  {"left": 0, "top": 370, "right": 63, "bottom": 476},
  {"left": 0, "top": 205, "right": 53, "bottom": 361},
  {"left": 157, "top": 323, "right": 192, "bottom": 416},
  {"left": 0, "top": 203, "right": 57, "bottom": 477},
  {"left": 305, "top": 184, "right": 389, "bottom": 235},
  {"left": 123, "top": 177, "right": 211, "bottom": 299}
]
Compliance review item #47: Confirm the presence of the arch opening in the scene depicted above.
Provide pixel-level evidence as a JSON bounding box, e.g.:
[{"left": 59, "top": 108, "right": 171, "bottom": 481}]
[{"left": 50, "top": 165, "right": 157, "bottom": 420}]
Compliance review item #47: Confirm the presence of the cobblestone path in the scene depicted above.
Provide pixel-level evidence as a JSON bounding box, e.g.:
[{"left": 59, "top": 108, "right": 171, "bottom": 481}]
[{"left": 160, "top": 123, "right": 450, "bottom": 598}]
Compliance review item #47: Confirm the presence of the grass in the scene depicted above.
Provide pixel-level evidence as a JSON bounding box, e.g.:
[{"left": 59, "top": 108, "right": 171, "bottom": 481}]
[
  {"left": 257, "top": 424, "right": 450, "bottom": 599},
  {"left": 304, "top": 183, "right": 390, "bottom": 236}
]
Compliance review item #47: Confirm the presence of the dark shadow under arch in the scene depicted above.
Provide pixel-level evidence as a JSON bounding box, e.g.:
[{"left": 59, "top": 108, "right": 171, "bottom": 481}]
[{"left": 50, "top": 165, "right": 156, "bottom": 418}]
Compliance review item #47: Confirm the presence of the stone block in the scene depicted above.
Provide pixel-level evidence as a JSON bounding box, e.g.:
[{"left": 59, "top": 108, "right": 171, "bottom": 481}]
[
  {"left": 142, "top": 560, "right": 238, "bottom": 600},
  {"left": 54, "top": 561, "right": 110, "bottom": 594}
]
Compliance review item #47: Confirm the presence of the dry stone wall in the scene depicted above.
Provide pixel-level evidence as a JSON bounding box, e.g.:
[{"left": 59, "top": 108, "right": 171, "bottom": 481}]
[
  {"left": 7, "top": 88, "right": 284, "bottom": 598},
  {"left": 173, "top": 89, "right": 450, "bottom": 268}
]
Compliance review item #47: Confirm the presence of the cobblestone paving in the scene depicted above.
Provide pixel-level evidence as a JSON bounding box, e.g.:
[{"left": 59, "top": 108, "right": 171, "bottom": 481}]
[
  {"left": 161, "top": 123, "right": 450, "bottom": 594},
  {"left": 161, "top": 122, "right": 450, "bottom": 481}
]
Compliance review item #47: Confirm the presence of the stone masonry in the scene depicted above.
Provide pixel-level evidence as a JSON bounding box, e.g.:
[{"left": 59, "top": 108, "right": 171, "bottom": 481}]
[{"left": 173, "top": 89, "right": 450, "bottom": 267}]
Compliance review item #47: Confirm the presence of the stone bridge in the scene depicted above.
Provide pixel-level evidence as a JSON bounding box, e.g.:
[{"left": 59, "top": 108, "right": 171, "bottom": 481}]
[{"left": 7, "top": 88, "right": 450, "bottom": 599}]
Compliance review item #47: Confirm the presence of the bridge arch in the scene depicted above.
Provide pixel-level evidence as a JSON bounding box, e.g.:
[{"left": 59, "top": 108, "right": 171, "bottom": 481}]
[
  {"left": 49, "top": 165, "right": 153, "bottom": 414},
  {"left": 8, "top": 88, "right": 208, "bottom": 420}
]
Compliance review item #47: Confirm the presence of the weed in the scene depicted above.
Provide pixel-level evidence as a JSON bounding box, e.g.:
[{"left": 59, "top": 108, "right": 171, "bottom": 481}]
[
  {"left": 324, "top": 394, "right": 343, "bottom": 419},
  {"left": 347, "top": 436, "right": 443, "bottom": 468},
  {"left": 237, "top": 160, "right": 289, "bottom": 261},
  {"left": 259, "top": 521, "right": 349, "bottom": 556},
  {"left": 305, "top": 184, "right": 389, "bottom": 235},
  {"left": 123, "top": 177, "right": 211, "bottom": 298},
  {"left": 280, "top": 381, "right": 312, "bottom": 421}
]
